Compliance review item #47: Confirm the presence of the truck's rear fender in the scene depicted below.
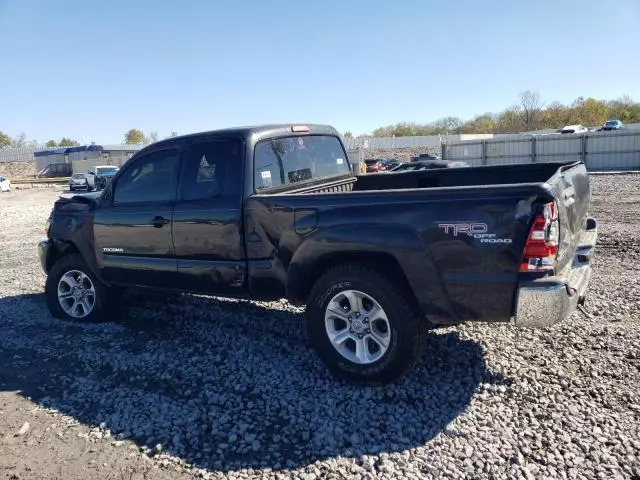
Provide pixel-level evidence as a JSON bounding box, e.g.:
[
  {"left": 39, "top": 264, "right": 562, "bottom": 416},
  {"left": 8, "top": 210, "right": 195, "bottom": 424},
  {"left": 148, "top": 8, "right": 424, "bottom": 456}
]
[{"left": 286, "top": 225, "right": 458, "bottom": 324}]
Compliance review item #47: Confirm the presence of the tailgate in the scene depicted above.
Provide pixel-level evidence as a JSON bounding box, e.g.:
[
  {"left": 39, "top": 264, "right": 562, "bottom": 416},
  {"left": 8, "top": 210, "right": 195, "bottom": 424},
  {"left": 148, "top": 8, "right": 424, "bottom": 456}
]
[{"left": 548, "top": 162, "right": 592, "bottom": 272}]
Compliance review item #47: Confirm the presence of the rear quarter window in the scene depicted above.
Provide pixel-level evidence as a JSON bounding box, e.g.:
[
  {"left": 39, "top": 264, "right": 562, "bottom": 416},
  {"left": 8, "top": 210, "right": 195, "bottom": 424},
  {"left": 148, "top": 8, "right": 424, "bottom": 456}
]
[{"left": 254, "top": 135, "right": 349, "bottom": 191}]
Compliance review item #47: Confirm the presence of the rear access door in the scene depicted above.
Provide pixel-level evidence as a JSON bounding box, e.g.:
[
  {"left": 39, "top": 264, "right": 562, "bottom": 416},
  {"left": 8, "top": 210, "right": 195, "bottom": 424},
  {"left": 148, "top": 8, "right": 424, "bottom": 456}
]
[{"left": 171, "top": 135, "right": 248, "bottom": 296}]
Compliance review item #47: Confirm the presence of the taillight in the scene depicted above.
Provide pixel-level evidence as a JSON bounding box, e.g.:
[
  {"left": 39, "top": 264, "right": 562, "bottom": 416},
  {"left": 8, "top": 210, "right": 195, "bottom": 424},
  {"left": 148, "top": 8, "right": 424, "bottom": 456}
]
[{"left": 520, "top": 202, "right": 559, "bottom": 272}]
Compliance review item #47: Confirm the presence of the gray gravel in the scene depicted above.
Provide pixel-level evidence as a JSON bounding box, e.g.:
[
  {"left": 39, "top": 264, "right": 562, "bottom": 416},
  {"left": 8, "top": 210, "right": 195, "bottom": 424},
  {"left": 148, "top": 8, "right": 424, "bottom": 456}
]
[{"left": 0, "top": 175, "right": 639, "bottom": 480}]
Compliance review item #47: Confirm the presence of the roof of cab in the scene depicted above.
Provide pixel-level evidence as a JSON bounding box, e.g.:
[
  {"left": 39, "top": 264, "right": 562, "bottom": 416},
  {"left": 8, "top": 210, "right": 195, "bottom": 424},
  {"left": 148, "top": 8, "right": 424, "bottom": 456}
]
[{"left": 163, "top": 124, "right": 340, "bottom": 143}]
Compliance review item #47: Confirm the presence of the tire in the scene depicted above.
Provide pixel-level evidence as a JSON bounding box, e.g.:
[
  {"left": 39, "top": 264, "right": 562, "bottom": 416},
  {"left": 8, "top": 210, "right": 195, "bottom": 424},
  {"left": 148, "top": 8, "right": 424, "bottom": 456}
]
[
  {"left": 306, "top": 263, "right": 426, "bottom": 385},
  {"left": 45, "top": 253, "right": 117, "bottom": 322}
]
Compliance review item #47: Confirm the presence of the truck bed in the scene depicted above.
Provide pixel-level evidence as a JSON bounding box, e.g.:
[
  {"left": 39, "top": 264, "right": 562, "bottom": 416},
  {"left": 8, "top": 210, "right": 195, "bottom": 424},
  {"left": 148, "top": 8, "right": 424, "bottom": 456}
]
[
  {"left": 352, "top": 162, "right": 574, "bottom": 192},
  {"left": 248, "top": 160, "right": 591, "bottom": 324},
  {"left": 279, "top": 162, "right": 578, "bottom": 196}
]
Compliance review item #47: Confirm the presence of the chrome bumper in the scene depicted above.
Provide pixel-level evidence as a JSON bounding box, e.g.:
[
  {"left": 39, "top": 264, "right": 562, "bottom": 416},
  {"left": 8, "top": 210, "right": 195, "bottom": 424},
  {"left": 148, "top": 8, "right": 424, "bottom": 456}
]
[{"left": 514, "top": 217, "right": 597, "bottom": 328}]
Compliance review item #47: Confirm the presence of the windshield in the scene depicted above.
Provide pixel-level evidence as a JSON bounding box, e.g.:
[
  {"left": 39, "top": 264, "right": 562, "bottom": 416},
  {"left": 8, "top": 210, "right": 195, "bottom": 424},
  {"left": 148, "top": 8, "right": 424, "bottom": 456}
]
[
  {"left": 72, "top": 173, "right": 85, "bottom": 179},
  {"left": 254, "top": 135, "right": 349, "bottom": 191},
  {"left": 97, "top": 167, "right": 118, "bottom": 174},
  {"left": 605, "top": 120, "right": 618, "bottom": 125}
]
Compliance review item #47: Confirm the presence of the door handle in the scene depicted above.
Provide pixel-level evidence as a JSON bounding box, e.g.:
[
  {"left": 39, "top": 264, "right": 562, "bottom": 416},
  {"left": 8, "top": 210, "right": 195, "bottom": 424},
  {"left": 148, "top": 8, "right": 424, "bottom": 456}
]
[{"left": 151, "top": 216, "right": 170, "bottom": 228}]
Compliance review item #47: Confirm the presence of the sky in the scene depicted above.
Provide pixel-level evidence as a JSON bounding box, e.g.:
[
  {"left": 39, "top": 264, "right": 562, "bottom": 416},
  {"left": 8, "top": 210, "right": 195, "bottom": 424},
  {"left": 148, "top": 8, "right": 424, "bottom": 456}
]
[{"left": 1, "top": 0, "right": 639, "bottom": 144}]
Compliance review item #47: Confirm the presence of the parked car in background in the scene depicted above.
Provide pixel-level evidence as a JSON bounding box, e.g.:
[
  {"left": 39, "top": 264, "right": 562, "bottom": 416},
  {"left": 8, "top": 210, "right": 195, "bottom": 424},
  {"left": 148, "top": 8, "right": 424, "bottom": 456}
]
[
  {"left": 87, "top": 165, "right": 120, "bottom": 191},
  {"left": 364, "top": 159, "right": 385, "bottom": 173},
  {"left": 389, "top": 160, "right": 469, "bottom": 172},
  {"left": 599, "top": 119, "right": 626, "bottom": 131},
  {"left": 0, "top": 176, "right": 11, "bottom": 192},
  {"left": 380, "top": 158, "right": 401, "bottom": 170},
  {"left": 69, "top": 173, "right": 91, "bottom": 191},
  {"left": 411, "top": 153, "right": 440, "bottom": 162},
  {"left": 560, "top": 125, "right": 588, "bottom": 134}
]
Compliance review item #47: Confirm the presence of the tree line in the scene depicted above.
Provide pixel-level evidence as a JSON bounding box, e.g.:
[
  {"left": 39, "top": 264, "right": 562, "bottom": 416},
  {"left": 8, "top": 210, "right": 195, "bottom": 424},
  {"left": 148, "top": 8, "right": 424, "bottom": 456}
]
[
  {"left": 3, "top": 91, "right": 639, "bottom": 148},
  {"left": 0, "top": 129, "right": 180, "bottom": 149},
  {"left": 345, "top": 92, "right": 640, "bottom": 138}
]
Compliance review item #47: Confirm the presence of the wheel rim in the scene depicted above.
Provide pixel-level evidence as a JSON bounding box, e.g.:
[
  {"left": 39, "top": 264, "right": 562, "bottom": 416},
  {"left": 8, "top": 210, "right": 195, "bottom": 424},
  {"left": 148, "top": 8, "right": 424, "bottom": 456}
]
[
  {"left": 324, "top": 289, "right": 391, "bottom": 365},
  {"left": 57, "top": 270, "right": 96, "bottom": 319}
]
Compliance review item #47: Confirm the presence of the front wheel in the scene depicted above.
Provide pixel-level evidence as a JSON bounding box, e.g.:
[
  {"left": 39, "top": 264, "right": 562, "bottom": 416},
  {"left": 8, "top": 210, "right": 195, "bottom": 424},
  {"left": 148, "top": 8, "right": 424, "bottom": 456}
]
[
  {"left": 306, "top": 263, "right": 426, "bottom": 385},
  {"left": 45, "top": 254, "right": 115, "bottom": 322}
]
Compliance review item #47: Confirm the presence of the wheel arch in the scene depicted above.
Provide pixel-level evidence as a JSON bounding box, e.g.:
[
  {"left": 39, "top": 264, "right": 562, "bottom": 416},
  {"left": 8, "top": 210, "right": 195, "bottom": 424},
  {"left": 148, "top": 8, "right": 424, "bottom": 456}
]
[
  {"left": 46, "top": 240, "right": 81, "bottom": 272},
  {"left": 45, "top": 239, "right": 103, "bottom": 284},
  {"left": 290, "top": 250, "right": 421, "bottom": 312}
]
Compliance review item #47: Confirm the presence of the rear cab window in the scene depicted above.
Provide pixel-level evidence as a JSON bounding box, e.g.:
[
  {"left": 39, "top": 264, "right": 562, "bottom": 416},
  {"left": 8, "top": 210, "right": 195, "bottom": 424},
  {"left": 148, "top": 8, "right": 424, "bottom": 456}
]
[{"left": 254, "top": 135, "right": 350, "bottom": 192}]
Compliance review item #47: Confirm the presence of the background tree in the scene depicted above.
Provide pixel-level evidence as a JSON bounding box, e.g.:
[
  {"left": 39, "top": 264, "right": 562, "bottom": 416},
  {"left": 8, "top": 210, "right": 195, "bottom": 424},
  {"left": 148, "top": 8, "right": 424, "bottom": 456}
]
[
  {"left": 149, "top": 131, "right": 159, "bottom": 143},
  {"left": 571, "top": 97, "right": 608, "bottom": 126},
  {"left": 433, "top": 117, "right": 463, "bottom": 135},
  {"left": 0, "top": 131, "right": 12, "bottom": 148},
  {"left": 11, "top": 133, "right": 27, "bottom": 148},
  {"left": 168, "top": 130, "right": 178, "bottom": 137},
  {"left": 606, "top": 95, "right": 638, "bottom": 122},
  {"left": 459, "top": 113, "right": 497, "bottom": 134},
  {"left": 517, "top": 90, "right": 544, "bottom": 131},
  {"left": 541, "top": 101, "right": 569, "bottom": 129},
  {"left": 124, "top": 128, "right": 147, "bottom": 145},
  {"left": 59, "top": 137, "right": 80, "bottom": 147},
  {"left": 343, "top": 131, "right": 353, "bottom": 139},
  {"left": 366, "top": 92, "right": 640, "bottom": 136},
  {"left": 46, "top": 139, "right": 58, "bottom": 148}
]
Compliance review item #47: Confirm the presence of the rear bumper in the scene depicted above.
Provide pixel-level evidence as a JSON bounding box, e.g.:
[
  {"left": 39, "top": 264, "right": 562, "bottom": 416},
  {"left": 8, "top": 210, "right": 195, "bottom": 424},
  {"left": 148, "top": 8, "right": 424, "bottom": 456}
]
[{"left": 514, "top": 217, "right": 597, "bottom": 328}]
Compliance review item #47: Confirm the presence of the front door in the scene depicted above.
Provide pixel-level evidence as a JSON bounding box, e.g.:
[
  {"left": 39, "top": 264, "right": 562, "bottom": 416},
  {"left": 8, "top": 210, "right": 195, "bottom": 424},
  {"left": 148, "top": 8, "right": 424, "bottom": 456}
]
[
  {"left": 93, "top": 143, "right": 182, "bottom": 289},
  {"left": 171, "top": 136, "right": 247, "bottom": 296}
]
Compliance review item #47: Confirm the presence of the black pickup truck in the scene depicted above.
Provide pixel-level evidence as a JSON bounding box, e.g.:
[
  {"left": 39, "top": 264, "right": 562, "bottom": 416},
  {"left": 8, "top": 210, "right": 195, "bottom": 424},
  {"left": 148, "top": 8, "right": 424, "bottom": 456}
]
[{"left": 38, "top": 124, "right": 597, "bottom": 384}]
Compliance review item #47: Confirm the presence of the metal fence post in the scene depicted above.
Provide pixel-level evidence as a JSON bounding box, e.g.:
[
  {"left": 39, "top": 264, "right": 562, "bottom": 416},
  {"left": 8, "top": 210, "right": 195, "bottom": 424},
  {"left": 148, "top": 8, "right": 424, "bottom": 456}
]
[
  {"left": 482, "top": 140, "right": 488, "bottom": 166},
  {"left": 441, "top": 140, "right": 447, "bottom": 160},
  {"left": 581, "top": 134, "right": 588, "bottom": 167},
  {"left": 531, "top": 136, "right": 537, "bottom": 163}
]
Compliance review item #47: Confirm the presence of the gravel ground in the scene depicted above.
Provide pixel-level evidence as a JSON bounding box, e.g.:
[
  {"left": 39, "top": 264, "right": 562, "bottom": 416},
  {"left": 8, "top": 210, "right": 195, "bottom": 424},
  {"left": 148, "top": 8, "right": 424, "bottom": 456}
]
[{"left": 0, "top": 174, "right": 639, "bottom": 480}]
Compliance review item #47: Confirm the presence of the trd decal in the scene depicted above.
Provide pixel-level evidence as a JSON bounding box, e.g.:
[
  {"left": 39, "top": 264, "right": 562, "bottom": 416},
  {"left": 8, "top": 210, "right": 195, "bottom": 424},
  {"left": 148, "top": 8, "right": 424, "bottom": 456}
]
[{"left": 437, "top": 222, "right": 512, "bottom": 244}]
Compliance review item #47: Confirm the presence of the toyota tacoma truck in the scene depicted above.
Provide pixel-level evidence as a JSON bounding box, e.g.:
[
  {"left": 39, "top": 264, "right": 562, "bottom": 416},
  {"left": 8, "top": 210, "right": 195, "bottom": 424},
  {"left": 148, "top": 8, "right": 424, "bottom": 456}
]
[{"left": 38, "top": 124, "right": 597, "bottom": 384}]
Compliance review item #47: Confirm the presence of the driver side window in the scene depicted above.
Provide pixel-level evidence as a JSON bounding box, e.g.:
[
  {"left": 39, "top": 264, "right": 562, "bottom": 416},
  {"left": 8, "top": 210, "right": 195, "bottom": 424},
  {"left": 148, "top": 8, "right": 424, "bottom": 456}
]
[{"left": 113, "top": 148, "right": 180, "bottom": 204}]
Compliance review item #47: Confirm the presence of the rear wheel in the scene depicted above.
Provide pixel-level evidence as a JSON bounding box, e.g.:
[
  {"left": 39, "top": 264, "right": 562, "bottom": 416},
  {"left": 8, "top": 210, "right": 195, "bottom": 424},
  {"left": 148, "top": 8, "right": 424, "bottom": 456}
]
[
  {"left": 306, "top": 263, "right": 426, "bottom": 385},
  {"left": 45, "top": 254, "right": 117, "bottom": 322}
]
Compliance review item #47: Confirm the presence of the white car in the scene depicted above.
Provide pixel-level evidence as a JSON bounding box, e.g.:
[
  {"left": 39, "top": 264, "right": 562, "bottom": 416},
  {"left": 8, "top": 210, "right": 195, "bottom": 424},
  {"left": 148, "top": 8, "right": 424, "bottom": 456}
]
[
  {"left": 0, "top": 176, "right": 11, "bottom": 192},
  {"left": 560, "top": 124, "right": 588, "bottom": 134}
]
